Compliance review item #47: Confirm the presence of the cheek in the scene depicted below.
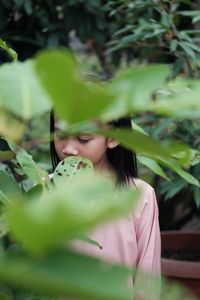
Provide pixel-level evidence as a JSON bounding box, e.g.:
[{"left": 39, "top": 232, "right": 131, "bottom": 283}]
[{"left": 82, "top": 141, "right": 107, "bottom": 163}]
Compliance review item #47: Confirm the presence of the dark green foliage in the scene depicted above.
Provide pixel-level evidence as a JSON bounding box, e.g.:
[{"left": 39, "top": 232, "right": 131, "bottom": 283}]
[
  {"left": 0, "top": 0, "right": 110, "bottom": 62},
  {"left": 135, "top": 114, "right": 200, "bottom": 228},
  {"left": 106, "top": 0, "right": 200, "bottom": 75},
  {"left": 1, "top": 0, "right": 200, "bottom": 77}
]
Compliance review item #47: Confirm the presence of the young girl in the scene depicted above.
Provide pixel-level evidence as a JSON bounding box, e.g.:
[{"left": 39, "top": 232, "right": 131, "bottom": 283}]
[{"left": 50, "top": 112, "right": 161, "bottom": 297}]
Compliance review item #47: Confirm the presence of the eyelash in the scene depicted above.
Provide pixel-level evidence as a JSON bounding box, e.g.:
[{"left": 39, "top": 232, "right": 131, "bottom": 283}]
[{"left": 76, "top": 137, "right": 90, "bottom": 144}]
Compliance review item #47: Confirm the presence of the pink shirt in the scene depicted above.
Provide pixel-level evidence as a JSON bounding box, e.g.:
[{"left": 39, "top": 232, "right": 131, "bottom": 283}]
[{"left": 72, "top": 179, "right": 161, "bottom": 277}]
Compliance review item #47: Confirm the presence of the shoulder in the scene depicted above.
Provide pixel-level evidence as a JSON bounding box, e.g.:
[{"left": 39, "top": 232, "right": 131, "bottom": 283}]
[
  {"left": 129, "top": 178, "right": 158, "bottom": 218},
  {"left": 130, "top": 178, "right": 155, "bottom": 204},
  {"left": 133, "top": 178, "right": 154, "bottom": 193}
]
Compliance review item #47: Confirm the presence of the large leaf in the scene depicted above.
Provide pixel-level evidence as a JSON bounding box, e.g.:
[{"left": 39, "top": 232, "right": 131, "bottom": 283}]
[
  {"left": 0, "top": 249, "right": 132, "bottom": 300},
  {"left": 0, "top": 60, "right": 50, "bottom": 119},
  {"left": 152, "top": 79, "right": 200, "bottom": 118},
  {"left": 102, "top": 65, "right": 170, "bottom": 121},
  {"left": 100, "top": 129, "right": 200, "bottom": 186},
  {"left": 102, "top": 128, "right": 190, "bottom": 165},
  {"left": 0, "top": 251, "right": 194, "bottom": 300},
  {"left": 35, "top": 50, "right": 115, "bottom": 124},
  {"left": 7, "top": 173, "right": 138, "bottom": 256},
  {"left": 137, "top": 155, "right": 170, "bottom": 181}
]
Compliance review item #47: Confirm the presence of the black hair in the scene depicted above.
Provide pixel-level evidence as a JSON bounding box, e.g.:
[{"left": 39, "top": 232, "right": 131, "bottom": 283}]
[
  {"left": 50, "top": 111, "right": 138, "bottom": 186},
  {"left": 107, "top": 118, "right": 138, "bottom": 185}
]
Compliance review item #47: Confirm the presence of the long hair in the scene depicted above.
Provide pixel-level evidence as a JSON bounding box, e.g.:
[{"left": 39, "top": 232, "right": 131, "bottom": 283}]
[
  {"left": 50, "top": 111, "right": 138, "bottom": 186},
  {"left": 107, "top": 118, "right": 138, "bottom": 185}
]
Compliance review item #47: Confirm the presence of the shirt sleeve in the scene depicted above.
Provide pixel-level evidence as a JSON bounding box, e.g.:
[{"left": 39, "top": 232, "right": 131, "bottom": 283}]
[
  {"left": 132, "top": 181, "right": 161, "bottom": 299},
  {"left": 133, "top": 181, "right": 161, "bottom": 275}
]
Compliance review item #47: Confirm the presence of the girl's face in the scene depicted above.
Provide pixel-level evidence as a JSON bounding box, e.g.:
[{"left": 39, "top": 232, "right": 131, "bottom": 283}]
[{"left": 54, "top": 132, "right": 118, "bottom": 172}]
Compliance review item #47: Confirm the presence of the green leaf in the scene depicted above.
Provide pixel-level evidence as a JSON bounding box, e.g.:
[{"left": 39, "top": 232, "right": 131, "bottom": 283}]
[
  {"left": 179, "top": 42, "right": 196, "bottom": 59},
  {"left": 131, "top": 120, "right": 148, "bottom": 135},
  {"left": 192, "top": 15, "right": 200, "bottom": 23},
  {"left": 35, "top": 50, "right": 115, "bottom": 124},
  {"left": 137, "top": 155, "right": 170, "bottom": 181},
  {"left": 0, "top": 150, "right": 14, "bottom": 160},
  {"left": 53, "top": 156, "right": 93, "bottom": 185},
  {"left": 0, "top": 249, "right": 132, "bottom": 300},
  {"left": 152, "top": 79, "right": 200, "bottom": 118},
  {"left": 100, "top": 129, "right": 199, "bottom": 186},
  {"left": 193, "top": 187, "right": 200, "bottom": 208},
  {"left": 0, "top": 215, "right": 9, "bottom": 238},
  {"left": 0, "top": 60, "right": 50, "bottom": 119},
  {"left": 0, "top": 292, "right": 11, "bottom": 300},
  {"left": 164, "top": 161, "right": 200, "bottom": 187},
  {"left": 103, "top": 65, "right": 170, "bottom": 121},
  {"left": 161, "top": 11, "right": 170, "bottom": 27},
  {"left": 170, "top": 39, "right": 178, "bottom": 52},
  {"left": 7, "top": 173, "right": 138, "bottom": 256},
  {"left": 189, "top": 150, "right": 200, "bottom": 166},
  {"left": 78, "top": 234, "right": 102, "bottom": 249},
  {"left": 0, "top": 38, "right": 18, "bottom": 61},
  {"left": 102, "top": 128, "right": 190, "bottom": 166},
  {"left": 0, "top": 109, "right": 25, "bottom": 142},
  {"left": 6, "top": 140, "right": 50, "bottom": 187},
  {"left": 172, "top": 149, "right": 200, "bottom": 167},
  {"left": 0, "top": 170, "right": 22, "bottom": 204},
  {"left": 178, "top": 10, "right": 200, "bottom": 17}
]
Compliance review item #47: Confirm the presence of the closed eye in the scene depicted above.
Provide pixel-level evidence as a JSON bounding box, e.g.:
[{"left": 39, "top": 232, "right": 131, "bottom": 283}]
[{"left": 76, "top": 137, "right": 91, "bottom": 144}]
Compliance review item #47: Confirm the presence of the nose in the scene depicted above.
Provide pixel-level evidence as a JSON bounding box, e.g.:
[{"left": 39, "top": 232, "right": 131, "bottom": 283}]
[{"left": 62, "top": 139, "right": 79, "bottom": 157}]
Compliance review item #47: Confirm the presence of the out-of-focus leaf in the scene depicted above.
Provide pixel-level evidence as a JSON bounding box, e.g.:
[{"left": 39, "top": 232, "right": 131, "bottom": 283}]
[
  {"left": 193, "top": 187, "right": 200, "bottom": 208},
  {"left": 152, "top": 82, "right": 200, "bottom": 118},
  {"left": 0, "top": 169, "right": 22, "bottom": 204},
  {"left": 7, "top": 173, "right": 138, "bottom": 256},
  {"left": 0, "top": 110, "right": 25, "bottom": 142},
  {"left": 0, "top": 60, "right": 50, "bottom": 119},
  {"left": 102, "top": 128, "right": 190, "bottom": 165},
  {"left": 0, "top": 150, "right": 14, "bottom": 160},
  {"left": 170, "top": 39, "right": 178, "bottom": 52},
  {"left": 0, "top": 249, "right": 132, "bottom": 300},
  {"left": 161, "top": 277, "right": 196, "bottom": 300},
  {"left": 53, "top": 156, "right": 93, "bottom": 185},
  {"left": 160, "top": 179, "right": 186, "bottom": 200},
  {"left": 179, "top": 42, "right": 196, "bottom": 59},
  {"left": 178, "top": 10, "right": 200, "bottom": 16},
  {"left": 137, "top": 155, "right": 170, "bottom": 181},
  {"left": 103, "top": 65, "right": 170, "bottom": 121},
  {"left": 172, "top": 149, "right": 200, "bottom": 166},
  {"left": 101, "top": 129, "right": 199, "bottom": 186},
  {"left": 0, "top": 215, "right": 9, "bottom": 238},
  {"left": 35, "top": 50, "right": 115, "bottom": 124},
  {"left": 0, "top": 292, "right": 11, "bottom": 300}
]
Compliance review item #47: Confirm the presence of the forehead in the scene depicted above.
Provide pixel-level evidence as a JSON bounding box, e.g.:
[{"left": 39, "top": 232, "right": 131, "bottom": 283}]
[{"left": 54, "top": 118, "right": 109, "bottom": 135}]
